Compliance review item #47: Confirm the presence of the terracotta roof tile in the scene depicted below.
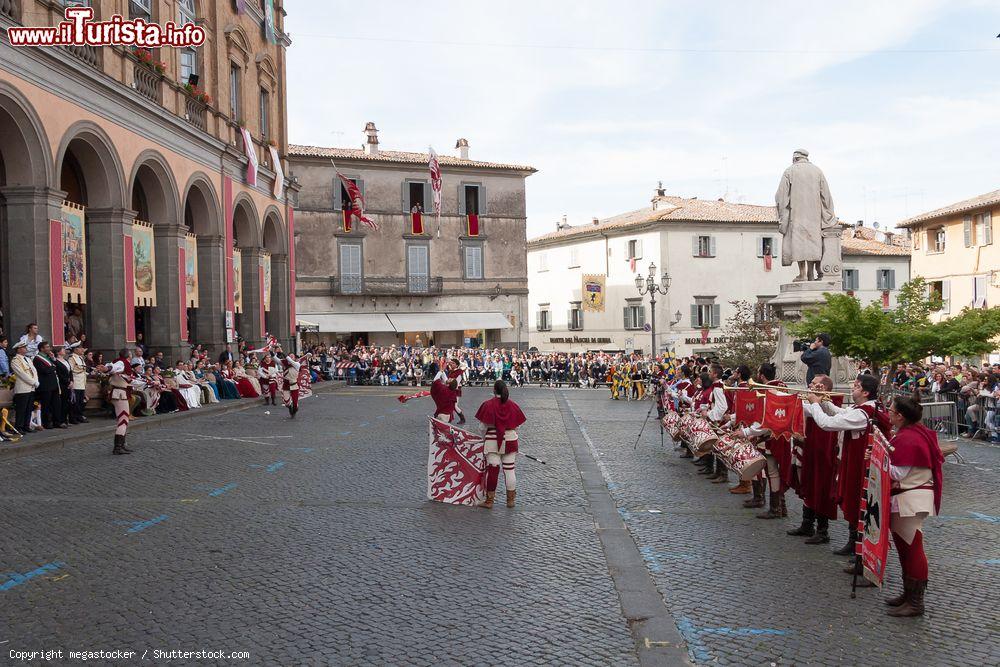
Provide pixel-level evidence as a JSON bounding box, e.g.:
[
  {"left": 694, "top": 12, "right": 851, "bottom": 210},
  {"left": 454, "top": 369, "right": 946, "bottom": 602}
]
[
  {"left": 841, "top": 228, "right": 910, "bottom": 257},
  {"left": 529, "top": 196, "right": 777, "bottom": 244},
  {"left": 897, "top": 189, "right": 1000, "bottom": 228},
  {"left": 287, "top": 144, "right": 537, "bottom": 173}
]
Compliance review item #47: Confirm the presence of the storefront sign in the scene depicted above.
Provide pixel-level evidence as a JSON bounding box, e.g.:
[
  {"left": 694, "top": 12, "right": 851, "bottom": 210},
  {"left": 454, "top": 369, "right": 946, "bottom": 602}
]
[
  {"left": 684, "top": 336, "right": 731, "bottom": 345},
  {"left": 549, "top": 336, "right": 613, "bottom": 344}
]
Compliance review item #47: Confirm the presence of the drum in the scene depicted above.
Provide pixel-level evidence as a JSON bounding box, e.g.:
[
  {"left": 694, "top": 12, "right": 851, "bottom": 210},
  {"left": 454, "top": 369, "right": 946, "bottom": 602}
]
[
  {"left": 687, "top": 418, "right": 718, "bottom": 456},
  {"left": 725, "top": 437, "right": 767, "bottom": 481},
  {"left": 662, "top": 412, "right": 681, "bottom": 440},
  {"left": 678, "top": 413, "right": 697, "bottom": 443}
]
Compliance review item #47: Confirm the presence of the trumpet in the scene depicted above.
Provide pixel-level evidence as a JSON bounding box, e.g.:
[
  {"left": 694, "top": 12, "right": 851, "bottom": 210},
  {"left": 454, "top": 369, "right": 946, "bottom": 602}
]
[{"left": 747, "top": 379, "right": 850, "bottom": 398}]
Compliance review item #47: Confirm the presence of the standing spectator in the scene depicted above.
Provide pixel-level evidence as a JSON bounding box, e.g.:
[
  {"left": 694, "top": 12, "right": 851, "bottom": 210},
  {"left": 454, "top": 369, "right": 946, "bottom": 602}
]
[
  {"left": 33, "top": 341, "right": 62, "bottom": 429},
  {"left": 219, "top": 343, "right": 235, "bottom": 365},
  {"left": 10, "top": 340, "right": 38, "bottom": 434},
  {"left": 153, "top": 351, "right": 166, "bottom": 370},
  {"left": 64, "top": 308, "right": 84, "bottom": 341},
  {"left": 130, "top": 347, "right": 146, "bottom": 372},
  {"left": 0, "top": 335, "right": 9, "bottom": 378},
  {"left": 801, "top": 333, "right": 832, "bottom": 385},
  {"left": 54, "top": 345, "right": 73, "bottom": 428},
  {"left": 68, "top": 343, "right": 89, "bottom": 424},
  {"left": 18, "top": 322, "right": 43, "bottom": 359},
  {"left": 135, "top": 332, "right": 148, "bottom": 357}
]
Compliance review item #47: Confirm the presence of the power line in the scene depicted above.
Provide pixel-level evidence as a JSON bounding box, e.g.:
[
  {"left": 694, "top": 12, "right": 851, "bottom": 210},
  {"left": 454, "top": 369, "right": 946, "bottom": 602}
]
[{"left": 292, "top": 33, "right": 1000, "bottom": 55}]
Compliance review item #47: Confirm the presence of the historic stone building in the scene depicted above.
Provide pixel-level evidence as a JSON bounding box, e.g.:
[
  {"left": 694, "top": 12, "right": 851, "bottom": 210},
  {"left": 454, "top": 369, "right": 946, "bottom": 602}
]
[
  {"left": 288, "top": 126, "right": 535, "bottom": 349},
  {"left": 0, "top": 0, "right": 295, "bottom": 359}
]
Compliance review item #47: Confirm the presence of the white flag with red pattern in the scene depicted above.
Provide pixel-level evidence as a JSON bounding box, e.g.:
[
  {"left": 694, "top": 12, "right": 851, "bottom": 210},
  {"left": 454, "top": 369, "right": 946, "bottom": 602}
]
[
  {"left": 427, "top": 417, "right": 486, "bottom": 506},
  {"left": 428, "top": 147, "right": 442, "bottom": 217}
]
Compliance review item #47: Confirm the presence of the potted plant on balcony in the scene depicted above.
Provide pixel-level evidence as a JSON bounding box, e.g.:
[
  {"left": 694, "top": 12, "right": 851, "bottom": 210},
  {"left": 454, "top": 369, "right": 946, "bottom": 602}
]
[
  {"left": 132, "top": 47, "right": 166, "bottom": 76},
  {"left": 183, "top": 82, "right": 212, "bottom": 106}
]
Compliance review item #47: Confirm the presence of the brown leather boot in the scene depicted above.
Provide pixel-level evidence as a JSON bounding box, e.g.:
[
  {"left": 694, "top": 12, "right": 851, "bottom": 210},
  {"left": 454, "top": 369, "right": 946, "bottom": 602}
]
[
  {"left": 479, "top": 491, "right": 495, "bottom": 509},
  {"left": 112, "top": 434, "right": 130, "bottom": 455},
  {"left": 506, "top": 490, "right": 516, "bottom": 507},
  {"left": 778, "top": 493, "right": 788, "bottom": 518},
  {"left": 757, "top": 492, "right": 780, "bottom": 519},
  {"left": 885, "top": 577, "right": 911, "bottom": 607},
  {"left": 730, "top": 480, "right": 752, "bottom": 495},
  {"left": 887, "top": 579, "right": 925, "bottom": 617},
  {"left": 742, "top": 480, "right": 764, "bottom": 506}
]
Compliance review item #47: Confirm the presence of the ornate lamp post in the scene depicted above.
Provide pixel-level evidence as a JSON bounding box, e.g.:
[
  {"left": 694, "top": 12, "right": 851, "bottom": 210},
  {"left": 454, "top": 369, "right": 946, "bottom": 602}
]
[{"left": 635, "top": 262, "right": 671, "bottom": 357}]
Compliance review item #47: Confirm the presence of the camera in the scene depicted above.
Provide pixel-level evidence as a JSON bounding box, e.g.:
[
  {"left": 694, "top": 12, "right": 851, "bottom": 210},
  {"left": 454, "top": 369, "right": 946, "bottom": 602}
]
[{"left": 792, "top": 339, "right": 813, "bottom": 353}]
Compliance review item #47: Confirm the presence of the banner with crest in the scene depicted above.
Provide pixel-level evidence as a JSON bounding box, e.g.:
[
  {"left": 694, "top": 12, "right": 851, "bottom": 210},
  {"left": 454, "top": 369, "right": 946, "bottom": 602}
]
[
  {"left": 131, "top": 221, "right": 156, "bottom": 307},
  {"left": 185, "top": 234, "right": 199, "bottom": 308},
  {"left": 60, "top": 202, "right": 87, "bottom": 304},
  {"left": 582, "top": 274, "right": 606, "bottom": 312},
  {"left": 427, "top": 417, "right": 486, "bottom": 506},
  {"left": 860, "top": 427, "right": 893, "bottom": 588}
]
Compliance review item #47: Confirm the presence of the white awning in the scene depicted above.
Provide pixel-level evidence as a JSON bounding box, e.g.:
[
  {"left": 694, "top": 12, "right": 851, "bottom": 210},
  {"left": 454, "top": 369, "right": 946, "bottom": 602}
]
[
  {"left": 305, "top": 313, "right": 395, "bottom": 332},
  {"left": 388, "top": 312, "right": 512, "bottom": 332}
]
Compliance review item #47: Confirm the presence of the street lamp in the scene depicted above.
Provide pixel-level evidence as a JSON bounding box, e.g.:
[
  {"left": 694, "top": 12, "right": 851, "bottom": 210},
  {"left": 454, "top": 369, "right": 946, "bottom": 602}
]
[{"left": 635, "top": 262, "right": 671, "bottom": 357}]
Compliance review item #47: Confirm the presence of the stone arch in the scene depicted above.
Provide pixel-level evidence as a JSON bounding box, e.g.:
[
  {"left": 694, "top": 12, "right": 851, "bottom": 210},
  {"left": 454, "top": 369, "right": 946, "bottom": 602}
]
[
  {"left": 0, "top": 83, "right": 55, "bottom": 338},
  {"left": 181, "top": 172, "right": 222, "bottom": 237},
  {"left": 261, "top": 205, "right": 286, "bottom": 254},
  {"left": 54, "top": 121, "right": 126, "bottom": 209},
  {"left": 232, "top": 192, "right": 261, "bottom": 248},
  {"left": 0, "top": 81, "right": 52, "bottom": 187},
  {"left": 127, "top": 149, "right": 181, "bottom": 226}
]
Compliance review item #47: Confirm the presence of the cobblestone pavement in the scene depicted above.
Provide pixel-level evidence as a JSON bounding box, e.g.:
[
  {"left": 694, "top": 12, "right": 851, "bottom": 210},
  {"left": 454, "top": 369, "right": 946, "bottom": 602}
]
[
  {"left": 1, "top": 387, "right": 644, "bottom": 666},
  {"left": 563, "top": 390, "right": 1000, "bottom": 667}
]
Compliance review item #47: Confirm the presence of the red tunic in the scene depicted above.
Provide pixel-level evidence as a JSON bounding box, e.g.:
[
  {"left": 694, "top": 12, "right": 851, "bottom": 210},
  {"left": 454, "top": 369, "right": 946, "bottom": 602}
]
[
  {"left": 430, "top": 379, "right": 458, "bottom": 420},
  {"left": 794, "top": 396, "right": 843, "bottom": 518},
  {"left": 475, "top": 396, "right": 526, "bottom": 448},
  {"left": 890, "top": 423, "right": 944, "bottom": 515},
  {"left": 837, "top": 403, "right": 890, "bottom": 524}
]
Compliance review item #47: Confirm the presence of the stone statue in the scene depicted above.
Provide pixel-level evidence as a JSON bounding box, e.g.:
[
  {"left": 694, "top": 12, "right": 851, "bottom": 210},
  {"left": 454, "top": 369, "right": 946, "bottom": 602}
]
[{"left": 775, "top": 149, "right": 839, "bottom": 282}]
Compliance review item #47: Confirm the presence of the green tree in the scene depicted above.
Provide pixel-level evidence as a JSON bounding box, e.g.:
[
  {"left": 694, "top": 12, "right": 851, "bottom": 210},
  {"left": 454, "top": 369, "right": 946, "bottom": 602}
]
[
  {"left": 715, "top": 300, "right": 777, "bottom": 371},
  {"left": 789, "top": 277, "right": 1000, "bottom": 368}
]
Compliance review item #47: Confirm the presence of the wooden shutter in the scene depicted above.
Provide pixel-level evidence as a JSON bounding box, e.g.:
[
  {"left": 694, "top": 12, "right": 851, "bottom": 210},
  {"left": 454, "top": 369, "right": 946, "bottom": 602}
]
[
  {"left": 709, "top": 237, "right": 717, "bottom": 257},
  {"left": 712, "top": 304, "right": 721, "bottom": 327},
  {"left": 634, "top": 239, "right": 643, "bottom": 259},
  {"left": 624, "top": 307, "right": 631, "bottom": 329},
  {"left": 638, "top": 306, "right": 646, "bottom": 328},
  {"left": 756, "top": 236, "right": 764, "bottom": 257},
  {"left": 964, "top": 216, "right": 972, "bottom": 247},
  {"left": 985, "top": 212, "right": 993, "bottom": 245},
  {"left": 458, "top": 184, "right": 466, "bottom": 216},
  {"left": 478, "top": 184, "right": 487, "bottom": 217},
  {"left": 690, "top": 305, "right": 699, "bottom": 327},
  {"left": 942, "top": 280, "right": 951, "bottom": 314},
  {"left": 401, "top": 181, "right": 409, "bottom": 213},
  {"left": 888, "top": 270, "right": 896, "bottom": 290},
  {"left": 692, "top": 236, "right": 700, "bottom": 256},
  {"left": 535, "top": 311, "right": 540, "bottom": 330},
  {"left": 424, "top": 182, "right": 434, "bottom": 214},
  {"left": 334, "top": 177, "right": 342, "bottom": 211}
]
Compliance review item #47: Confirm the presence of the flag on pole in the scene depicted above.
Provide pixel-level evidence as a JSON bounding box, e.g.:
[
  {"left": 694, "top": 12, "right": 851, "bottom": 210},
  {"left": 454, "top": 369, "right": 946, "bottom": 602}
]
[
  {"left": 427, "top": 417, "right": 486, "bottom": 506},
  {"left": 333, "top": 162, "right": 378, "bottom": 231},
  {"left": 859, "top": 427, "right": 892, "bottom": 587},
  {"left": 428, "top": 147, "right": 442, "bottom": 216}
]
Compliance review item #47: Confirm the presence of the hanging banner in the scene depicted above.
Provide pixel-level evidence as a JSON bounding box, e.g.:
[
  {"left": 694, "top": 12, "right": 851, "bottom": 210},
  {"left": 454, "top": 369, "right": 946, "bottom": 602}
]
[
  {"left": 124, "top": 229, "right": 135, "bottom": 343},
  {"left": 269, "top": 145, "right": 283, "bottom": 200},
  {"left": 860, "top": 427, "right": 893, "bottom": 588},
  {"left": 262, "top": 252, "right": 272, "bottom": 312},
  {"left": 233, "top": 248, "right": 243, "bottom": 314},
  {"left": 178, "top": 245, "right": 188, "bottom": 341},
  {"left": 761, "top": 390, "right": 805, "bottom": 440},
  {"left": 427, "top": 417, "right": 487, "bottom": 506},
  {"left": 131, "top": 221, "right": 156, "bottom": 307},
  {"left": 185, "top": 234, "right": 199, "bottom": 308},
  {"left": 734, "top": 389, "right": 764, "bottom": 427},
  {"left": 263, "top": 0, "right": 277, "bottom": 44},
  {"left": 466, "top": 214, "right": 480, "bottom": 237},
  {"left": 60, "top": 202, "right": 87, "bottom": 304},
  {"left": 239, "top": 127, "right": 258, "bottom": 186},
  {"left": 582, "top": 274, "right": 606, "bottom": 312},
  {"left": 47, "top": 220, "right": 65, "bottom": 345}
]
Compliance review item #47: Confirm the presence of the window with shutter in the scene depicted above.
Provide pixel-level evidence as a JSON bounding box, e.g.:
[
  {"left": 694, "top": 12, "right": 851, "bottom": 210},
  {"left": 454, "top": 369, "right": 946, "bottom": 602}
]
[
  {"left": 964, "top": 216, "right": 973, "bottom": 247},
  {"left": 464, "top": 245, "right": 483, "bottom": 279},
  {"left": 709, "top": 237, "right": 717, "bottom": 257},
  {"left": 690, "top": 305, "right": 699, "bottom": 327},
  {"left": 942, "top": 280, "right": 951, "bottom": 314},
  {"left": 339, "top": 244, "right": 362, "bottom": 294},
  {"left": 888, "top": 269, "right": 896, "bottom": 290},
  {"left": 711, "top": 304, "right": 721, "bottom": 328},
  {"left": 407, "top": 245, "right": 429, "bottom": 293},
  {"left": 974, "top": 276, "right": 988, "bottom": 308}
]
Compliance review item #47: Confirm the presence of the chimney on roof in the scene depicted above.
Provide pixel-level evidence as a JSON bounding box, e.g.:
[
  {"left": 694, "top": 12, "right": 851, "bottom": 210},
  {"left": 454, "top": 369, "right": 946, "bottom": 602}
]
[
  {"left": 592, "top": 217, "right": 600, "bottom": 226},
  {"left": 363, "top": 121, "right": 379, "bottom": 156},
  {"left": 556, "top": 215, "right": 569, "bottom": 231},
  {"left": 855, "top": 220, "right": 863, "bottom": 228},
  {"left": 455, "top": 138, "right": 470, "bottom": 160},
  {"left": 655, "top": 181, "right": 665, "bottom": 197}
]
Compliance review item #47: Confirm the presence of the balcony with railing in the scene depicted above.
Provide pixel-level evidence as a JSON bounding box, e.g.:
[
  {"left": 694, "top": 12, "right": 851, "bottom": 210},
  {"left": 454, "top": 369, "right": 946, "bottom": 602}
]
[
  {"left": 65, "top": 43, "right": 100, "bottom": 69},
  {"left": 332, "top": 275, "right": 443, "bottom": 296},
  {"left": 133, "top": 63, "right": 162, "bottom": 104},
  {"left": 184, "top": 95, "right": 207, "bottom": 131}
]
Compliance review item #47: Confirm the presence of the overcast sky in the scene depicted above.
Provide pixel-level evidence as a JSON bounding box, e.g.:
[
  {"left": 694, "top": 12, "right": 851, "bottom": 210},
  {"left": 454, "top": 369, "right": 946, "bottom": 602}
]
[{"left": 285, "top": 0, "right": 1000, "bottom": 239}]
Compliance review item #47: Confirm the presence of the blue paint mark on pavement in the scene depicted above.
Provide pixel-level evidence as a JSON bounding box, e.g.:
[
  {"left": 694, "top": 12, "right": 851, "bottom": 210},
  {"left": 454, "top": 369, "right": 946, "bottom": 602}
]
[
  {"left": 617, "top": 507, "right": 633, "bottom": 522},
  {"left": 359, "top": 422, "right": 370, "bottom": 427},
  {"left": 1, "top": 562, "right": 65, "bottom": 591},
  {"left": 340, "top": 431, "right": 352, "bottom": 436},
  {"left": 126, "top": 515, "right": 169, "bottom": 534},
  {"left": 977, "top": 559, "right": 1000, "bottom": 564},
  {"left": 377, "top": 415, "right": 385, "bottom": 420},
  {"left": 969, "top": 512, "right": 1000, "bottom": 523},
  {"left": 294, "top": 447, "right": 314, "bottom": 453},
  {"left": 702, "top": 627, "right": 786, "bottom": 637},
  {"left": 266, "top": 461, "right": 286, "bottom": 473},
  {"left": 675, "top": 616, "right": 786, "bottom": 663},
  {"left": 208, "top": 483, "right": 237, "bottom": 497},
  {"left": 607, "top": 482, "right": 621, "bottom": 491}
]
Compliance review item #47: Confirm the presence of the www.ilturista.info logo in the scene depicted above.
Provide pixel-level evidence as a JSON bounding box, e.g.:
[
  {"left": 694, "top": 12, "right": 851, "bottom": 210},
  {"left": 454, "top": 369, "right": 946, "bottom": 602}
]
[{"left": 7, "top": 7, "right": 205, "bottom": 48}]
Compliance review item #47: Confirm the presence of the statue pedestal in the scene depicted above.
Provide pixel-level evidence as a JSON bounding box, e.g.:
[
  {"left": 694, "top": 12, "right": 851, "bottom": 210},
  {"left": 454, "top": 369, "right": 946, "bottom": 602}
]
[{"left": 769, "top": 280, "right": 857, "bottom": 387}]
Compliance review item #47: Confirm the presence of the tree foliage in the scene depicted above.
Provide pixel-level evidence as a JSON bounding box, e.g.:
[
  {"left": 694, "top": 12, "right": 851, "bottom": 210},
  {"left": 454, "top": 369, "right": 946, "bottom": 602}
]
[
  {"left": 788, "top": 277, "right": 1000, "bottom": 368},
  {"left": 715, "top": 300, "right": 777, "bottom": 371}
]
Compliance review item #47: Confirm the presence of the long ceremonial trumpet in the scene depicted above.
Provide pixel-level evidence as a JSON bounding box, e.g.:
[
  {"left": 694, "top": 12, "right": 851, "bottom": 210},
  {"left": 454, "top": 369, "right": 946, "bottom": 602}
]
[{"left": 746, "top": 379, "right": 850, "bottom": 397}]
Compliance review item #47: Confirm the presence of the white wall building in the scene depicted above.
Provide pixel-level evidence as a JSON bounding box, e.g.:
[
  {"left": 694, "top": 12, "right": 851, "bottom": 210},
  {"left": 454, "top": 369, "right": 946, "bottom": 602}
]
[
  {"left": 527, "top": 188, "right": 910, "bottom": 357},
  {"left": 840, "top": 225, "right": 911, "bottom": 309}
]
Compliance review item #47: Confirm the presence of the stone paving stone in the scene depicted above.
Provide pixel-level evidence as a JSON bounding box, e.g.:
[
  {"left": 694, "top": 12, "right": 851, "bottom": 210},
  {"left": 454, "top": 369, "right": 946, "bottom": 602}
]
[
  {"left": 0, "top": 387, "right": 637, "bottom": 666},
  {"left": 564, "top": 390, "right": 1000, "bottom": 666}
]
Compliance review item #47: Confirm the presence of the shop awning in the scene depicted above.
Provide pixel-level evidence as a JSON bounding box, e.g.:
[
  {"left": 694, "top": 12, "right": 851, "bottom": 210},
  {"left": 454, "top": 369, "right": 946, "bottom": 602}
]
[
  {"left": 387, "top": 312, "right": 512, "bottom": 332},
  {"left": 305, "top": 313, "right": 395, "bottom": 333}
]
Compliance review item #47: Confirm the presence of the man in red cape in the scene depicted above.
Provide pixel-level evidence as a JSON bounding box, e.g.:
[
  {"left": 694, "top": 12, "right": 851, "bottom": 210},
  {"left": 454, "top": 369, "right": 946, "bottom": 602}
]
[
  {"left": 803, "top": 374, "right": 889, "bottom": 585},
  {"left": 787, "top": 374, "right": 841, "bottom": 544}
]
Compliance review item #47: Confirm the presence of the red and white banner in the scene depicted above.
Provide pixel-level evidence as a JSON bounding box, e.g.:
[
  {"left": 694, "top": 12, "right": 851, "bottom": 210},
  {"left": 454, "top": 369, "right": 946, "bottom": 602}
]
[
  {"left": 297, "top": 363, "right": 312, "bottom": 399},
  {"left": 734, "top": 389, "right": 764, "bottom": 427},
  {"left": 428, "top": 147, "right": 442, "bottom": 216},
  {"left": 334, "top": 162, "right": 378, "bottom": 231},
  {"left": 240, "top": 127, "right": 258, "bottom": 186},
  {"left": 860, "top": 427, "right": 892, "bottom": 587},
  {"left": 427, "top": 417, "right": 486, "bottom": 506},
  {"left": 761, "top": 390, "right": 805, "bottom": 440},
  {"left": 269, "top": 145, "right": 283, "bottom": 200}
]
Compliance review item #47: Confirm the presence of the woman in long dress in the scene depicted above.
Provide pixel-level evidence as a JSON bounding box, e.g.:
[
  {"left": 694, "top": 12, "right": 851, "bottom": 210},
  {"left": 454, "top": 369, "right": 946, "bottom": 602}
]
[
  {"left": 175, "top": 363, "right": 201, "bottom": 408},
  {"left": 233, "top": 362, "right": 261, "bottom": 398},
  {"left": 217, "top": 361, "right": 241, "bottom": 399}
]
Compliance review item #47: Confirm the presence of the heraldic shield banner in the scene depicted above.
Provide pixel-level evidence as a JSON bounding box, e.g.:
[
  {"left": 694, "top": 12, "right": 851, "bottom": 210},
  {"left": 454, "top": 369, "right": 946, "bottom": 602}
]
[
  {"left": 427, "top": 417, "right": 487, "bottom": 506},
  {"left": 861, "top": 427, "right": 893, "bottom": 587}
]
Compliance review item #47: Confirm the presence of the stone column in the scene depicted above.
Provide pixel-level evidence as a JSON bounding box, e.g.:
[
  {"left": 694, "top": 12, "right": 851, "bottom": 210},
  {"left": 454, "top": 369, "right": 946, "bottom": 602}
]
[
  {"left": 268, "top": 252, "right": 291, "bottom": 346},
  {"left": 193, "top": 234, "right": 226, "bottom": 358},
  {"left": 0, "top": 186, "right": 65, "bottom": 340},
  {"left": 86, "top": 206, "right": 136, "bottom": 355},
  {"left": 148, "top": 222, "right": 186, "bottom": 361},
  {"left": 239, "top": 247, "right": 263, "bottom": 347}
]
